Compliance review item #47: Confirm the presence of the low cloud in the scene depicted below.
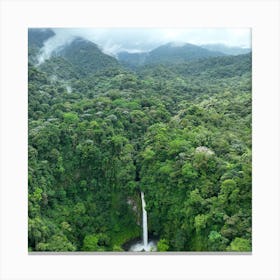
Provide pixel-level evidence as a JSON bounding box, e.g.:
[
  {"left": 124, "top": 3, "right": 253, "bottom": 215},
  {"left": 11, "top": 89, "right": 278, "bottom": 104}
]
[{"left": 36, "top": 28, "right": 251, "bottom": 63}]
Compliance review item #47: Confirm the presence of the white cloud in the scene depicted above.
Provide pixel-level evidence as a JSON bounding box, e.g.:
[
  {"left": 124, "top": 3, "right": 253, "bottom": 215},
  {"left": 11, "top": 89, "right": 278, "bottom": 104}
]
[{"left": 36, "top": 28, "right": 251, "bottom": 62}]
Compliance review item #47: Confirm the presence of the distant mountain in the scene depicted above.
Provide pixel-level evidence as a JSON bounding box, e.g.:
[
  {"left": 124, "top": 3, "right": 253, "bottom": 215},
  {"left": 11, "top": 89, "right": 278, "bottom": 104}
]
[
  {"left": 37, "top": 37, "right": 121, "bottom": 79},
  {"left": 168, "top": 52, "right": 252, "bottom": 79},
  {"left": 201, "top": 44, "right": 251, "bottom": 56},
  {"left": 28, "top": 29, "right": 121, "bottom": 78},
  {"left": 54, "top": 37, "right": 120, "bottom": 76},
  {"left": 117, "top": 42, "right": 225, "bottom": 68},
  {"left": 29, "top": 29, "right": 250, "bottom": 81},
  {"left": 148, "top": 43, "right": 225, "bottom": 64},
  {"left": 138, "top": 52, "right": 252, "bottom": 82}
]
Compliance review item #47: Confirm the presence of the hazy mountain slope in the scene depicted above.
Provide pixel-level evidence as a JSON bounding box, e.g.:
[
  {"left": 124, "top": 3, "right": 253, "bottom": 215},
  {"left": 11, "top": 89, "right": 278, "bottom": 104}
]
[
  {"left": 147, "top": 43, "right": 224, "bottom": 64},
  {"left": 117, "top": 42, "right": 225, "bottom": 68},
  {"left": 54, "top": 37, "right": 120, "bottom": 76},
  {"left": 117, "top": 52, "right": 149, "bottom": 69},
  {"left": 201, "top": 44, "right": 251, "bottom": 56},
  {"left": 35, "top": 37, "right": 122, "bottom": 80}
]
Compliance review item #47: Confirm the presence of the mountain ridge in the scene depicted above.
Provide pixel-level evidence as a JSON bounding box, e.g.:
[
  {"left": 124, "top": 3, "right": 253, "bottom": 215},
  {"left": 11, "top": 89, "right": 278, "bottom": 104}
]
[
  {"left": 28, "top": 29, "right": 251, "bottom": 80},
  {"left": 36, "top": 37, "right": 121, "bottom": 79},
  {"left": 117, "top": 42, "right": 226, "bottom": 68}
]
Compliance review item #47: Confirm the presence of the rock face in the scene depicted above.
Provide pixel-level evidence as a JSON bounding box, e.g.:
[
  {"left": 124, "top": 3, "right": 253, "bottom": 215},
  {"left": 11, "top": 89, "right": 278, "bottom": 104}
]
[{"left": 195, "top": 146, "right": 215, "bottom": 156}]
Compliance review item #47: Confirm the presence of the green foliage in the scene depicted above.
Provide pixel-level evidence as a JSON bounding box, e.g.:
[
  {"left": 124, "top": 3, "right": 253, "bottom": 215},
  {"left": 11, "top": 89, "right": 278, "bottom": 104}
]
[
  {"left": 182, "top": 162, "right": 197, "bottom": 180},
  {"left": 194, "top": 214, "right": 208, "bottom": 232},
  {"left": 82, "top": 234, "right": 107, "bottom": 251},
  {"left": 37, "top": 234, "right": 76, "bottom": 252},
  {"left": 227, "top": 237, "right": 251, "bottom": 252},
  {"left": 157, "top": 239, "right": 169, "bottom": 252},
  {"left": 28, "top": 35, "right": 251, "bottom": 252},
  {"left": 63, "top": 112, "right": 79, "bottom": 123}
]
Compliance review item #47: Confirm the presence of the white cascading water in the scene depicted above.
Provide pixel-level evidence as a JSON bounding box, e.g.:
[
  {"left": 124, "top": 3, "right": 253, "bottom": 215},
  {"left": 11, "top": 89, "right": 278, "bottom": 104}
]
[
  {"left": 141, "top": 191, "right": 148, "bottom": 250},
  {"left": 129, "top": 191, "right": 156, "bottom": 252}
]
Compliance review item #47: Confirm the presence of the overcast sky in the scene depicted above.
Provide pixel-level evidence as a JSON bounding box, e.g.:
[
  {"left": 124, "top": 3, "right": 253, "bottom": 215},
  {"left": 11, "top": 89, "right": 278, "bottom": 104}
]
[{"left": 41, "top": 28, "right": 251, "bottom": 59}]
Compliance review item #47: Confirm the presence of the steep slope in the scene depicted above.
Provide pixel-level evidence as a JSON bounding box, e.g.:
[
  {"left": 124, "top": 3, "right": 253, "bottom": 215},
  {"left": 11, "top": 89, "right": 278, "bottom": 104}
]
[
  {"left": 54, "top": 37, "right": 120, "bottom": 76},
  {"left": 37, "top": 37, "right": 122, "bottom": 80}
]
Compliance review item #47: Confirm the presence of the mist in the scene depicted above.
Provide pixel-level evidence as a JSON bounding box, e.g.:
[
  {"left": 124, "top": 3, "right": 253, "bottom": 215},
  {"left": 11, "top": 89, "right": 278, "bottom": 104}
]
[{"left": 36, "top": 28, "right": 251, "bottom": 63}]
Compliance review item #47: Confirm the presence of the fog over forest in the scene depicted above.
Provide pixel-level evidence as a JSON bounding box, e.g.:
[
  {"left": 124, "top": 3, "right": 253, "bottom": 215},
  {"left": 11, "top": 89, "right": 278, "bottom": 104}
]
[
  {"left": 28, "top": 28, "right": 252, "bottom": 252},
  {"left": 38, "top": 28, "right": 251, "bottom": 59}
]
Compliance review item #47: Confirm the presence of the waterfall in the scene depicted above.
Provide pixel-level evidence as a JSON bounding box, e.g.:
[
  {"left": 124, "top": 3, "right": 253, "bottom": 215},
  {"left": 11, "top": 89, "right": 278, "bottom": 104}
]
[
  {"left": 128, "top": 191, "right": 156, "bottom": 251},
  {"left": 141, "top": 191, "right": 148, "bottom": 250}
]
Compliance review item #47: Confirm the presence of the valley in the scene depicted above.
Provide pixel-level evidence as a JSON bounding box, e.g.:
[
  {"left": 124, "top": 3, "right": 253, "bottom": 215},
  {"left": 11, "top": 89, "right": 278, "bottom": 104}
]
[{"left": 28, "top": 28, "right": 252, "bottom": 252}]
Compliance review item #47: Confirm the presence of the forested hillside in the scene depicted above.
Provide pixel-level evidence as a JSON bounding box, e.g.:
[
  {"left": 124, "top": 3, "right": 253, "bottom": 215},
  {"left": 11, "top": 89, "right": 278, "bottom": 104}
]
[
  {"left": 28, "top": 29, "right": 252, "bottom": 252},
  {"left": 118, "top": 42, "right": 224, "bottom": 68}
]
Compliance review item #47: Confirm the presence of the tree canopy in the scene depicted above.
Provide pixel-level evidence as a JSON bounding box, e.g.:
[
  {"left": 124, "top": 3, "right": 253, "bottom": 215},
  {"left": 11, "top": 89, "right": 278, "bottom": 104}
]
[{"left": 28, "top": 31, "right": 251, "bottom": 252}]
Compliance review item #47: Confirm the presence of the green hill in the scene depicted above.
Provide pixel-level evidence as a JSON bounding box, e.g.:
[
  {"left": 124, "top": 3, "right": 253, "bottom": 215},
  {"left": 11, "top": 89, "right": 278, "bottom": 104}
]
[{"left": 28, "top": 32, "right": 252, "bottom": 253}]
